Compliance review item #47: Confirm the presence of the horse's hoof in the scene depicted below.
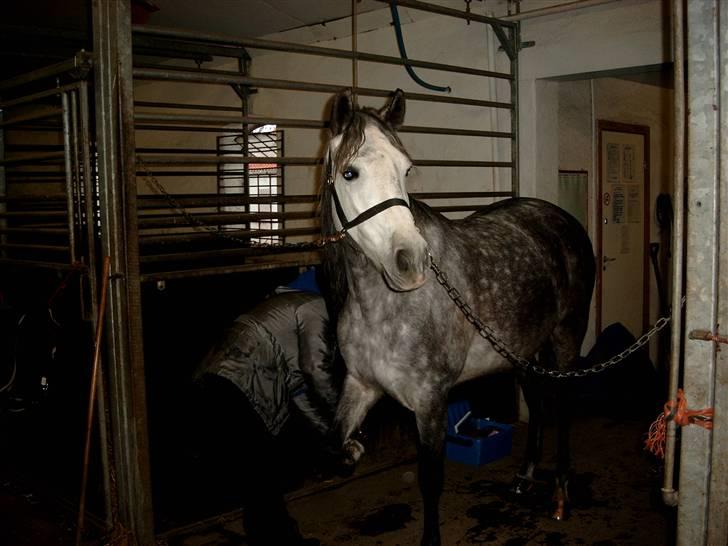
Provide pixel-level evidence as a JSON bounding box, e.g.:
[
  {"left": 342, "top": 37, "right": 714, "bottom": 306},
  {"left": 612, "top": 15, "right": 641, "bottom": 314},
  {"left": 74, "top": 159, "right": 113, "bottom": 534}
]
[
  {"left": 510, "top": 474, "right": 536, "bottom": 496},
  {"left": 342, "top": 438, "right": 365, "bottom": 466},
  {"left": 551, "top": 484, "right": 570, "bottom": 521}
]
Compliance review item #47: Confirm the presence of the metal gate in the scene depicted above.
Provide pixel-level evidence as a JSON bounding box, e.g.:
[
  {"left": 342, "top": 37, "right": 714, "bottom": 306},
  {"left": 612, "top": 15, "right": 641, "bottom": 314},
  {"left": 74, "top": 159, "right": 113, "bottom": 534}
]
[{"left": 1, "top": 1, "right": 520, "bottom": 542}]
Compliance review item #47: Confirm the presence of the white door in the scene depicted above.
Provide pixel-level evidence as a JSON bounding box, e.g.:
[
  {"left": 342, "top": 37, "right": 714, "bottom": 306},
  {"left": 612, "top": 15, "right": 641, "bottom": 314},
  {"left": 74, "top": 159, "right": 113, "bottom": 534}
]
[{"left": 597, "top": 123, "right": 650, "bottom": 337}]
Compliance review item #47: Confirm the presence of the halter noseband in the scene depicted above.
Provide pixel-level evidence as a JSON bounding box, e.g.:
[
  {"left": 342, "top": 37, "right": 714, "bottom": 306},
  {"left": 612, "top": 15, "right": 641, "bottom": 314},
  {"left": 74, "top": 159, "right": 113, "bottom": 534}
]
[{"left": 329, "top": 180, "right": 410, "bottom": 232}]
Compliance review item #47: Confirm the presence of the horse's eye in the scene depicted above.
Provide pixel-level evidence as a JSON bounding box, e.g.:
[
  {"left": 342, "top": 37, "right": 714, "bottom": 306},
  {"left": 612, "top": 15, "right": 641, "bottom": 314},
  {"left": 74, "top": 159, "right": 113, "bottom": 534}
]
[
  {"left": 342, "top": 167, "right": 359, "bottom": 181},
  {"left": 406, "top": 166, "right": 413, "bottom": 177}
]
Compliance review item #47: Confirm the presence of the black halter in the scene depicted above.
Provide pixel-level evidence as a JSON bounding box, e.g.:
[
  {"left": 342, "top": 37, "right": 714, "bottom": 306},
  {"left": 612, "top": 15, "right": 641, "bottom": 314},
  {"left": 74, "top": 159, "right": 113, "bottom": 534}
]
[
  {"left": 329, "top": 182, "right": 410, "bottom": 232},
  {"left": 326, "top": 153, "right": 410, "bottom": 232}
]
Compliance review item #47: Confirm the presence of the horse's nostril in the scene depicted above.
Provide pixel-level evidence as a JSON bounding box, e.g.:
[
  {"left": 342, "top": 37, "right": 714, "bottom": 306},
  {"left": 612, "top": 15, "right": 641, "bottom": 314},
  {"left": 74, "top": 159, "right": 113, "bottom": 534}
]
[{"left": 396, "top": 248, "right": 413, "bottom": 273}]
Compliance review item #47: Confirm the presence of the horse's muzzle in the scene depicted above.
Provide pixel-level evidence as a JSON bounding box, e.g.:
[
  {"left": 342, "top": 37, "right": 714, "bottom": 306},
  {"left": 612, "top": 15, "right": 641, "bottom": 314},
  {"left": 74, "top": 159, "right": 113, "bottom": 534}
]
[{"left": 384, "top": 241, "right": 428, "bottom": 291}]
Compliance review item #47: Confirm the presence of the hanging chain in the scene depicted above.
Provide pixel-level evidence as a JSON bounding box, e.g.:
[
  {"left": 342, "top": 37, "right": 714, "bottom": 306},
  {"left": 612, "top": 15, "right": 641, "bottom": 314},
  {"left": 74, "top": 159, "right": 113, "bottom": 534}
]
[
  {"left": 137, "top": 165, "right": 673, "bottom": 380},
  {"left": 137, "top": 159, "right": 346, "bottom": 250},
  {"left": 428, "top": 251, "right": 673, "bottom": 379}
]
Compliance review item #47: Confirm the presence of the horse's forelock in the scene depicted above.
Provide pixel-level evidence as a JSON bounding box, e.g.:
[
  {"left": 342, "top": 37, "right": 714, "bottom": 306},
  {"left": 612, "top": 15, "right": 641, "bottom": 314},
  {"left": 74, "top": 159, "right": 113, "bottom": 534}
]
[{"left": 331, "top": 110, "right": 409, "bottom": 175}]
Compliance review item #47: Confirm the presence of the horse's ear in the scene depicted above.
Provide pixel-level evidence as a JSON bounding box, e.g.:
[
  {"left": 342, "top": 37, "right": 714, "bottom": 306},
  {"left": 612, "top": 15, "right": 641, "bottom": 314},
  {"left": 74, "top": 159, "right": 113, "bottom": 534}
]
[
  {"left": 381, "top": 89, "right": 406, "bottom": 129},
  {"left": 330, "top": 89, "right": 354, "bottom": 136}
]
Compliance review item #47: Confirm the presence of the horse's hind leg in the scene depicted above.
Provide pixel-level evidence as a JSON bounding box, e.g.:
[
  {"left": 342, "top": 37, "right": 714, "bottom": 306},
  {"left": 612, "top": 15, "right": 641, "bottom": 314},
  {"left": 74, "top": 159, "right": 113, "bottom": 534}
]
[
  {"left": 335, "top": 374, "right": 382, "bottom": 465},
  {"left": 511, "top": 376, "right": 545, "bottom": 496},
  {"left": 552, "top": 383, "right": 572, "bottom": 520},
  {"left": 550, "top": 317, "right": 586, "bottom": 521}
]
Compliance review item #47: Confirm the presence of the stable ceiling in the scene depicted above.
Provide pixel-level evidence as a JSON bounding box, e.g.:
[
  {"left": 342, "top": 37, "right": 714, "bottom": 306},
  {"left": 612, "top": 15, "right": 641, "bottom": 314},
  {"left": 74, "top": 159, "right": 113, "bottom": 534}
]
[{"left": 146, "top": 0, "right": 385, "bottom": 38}]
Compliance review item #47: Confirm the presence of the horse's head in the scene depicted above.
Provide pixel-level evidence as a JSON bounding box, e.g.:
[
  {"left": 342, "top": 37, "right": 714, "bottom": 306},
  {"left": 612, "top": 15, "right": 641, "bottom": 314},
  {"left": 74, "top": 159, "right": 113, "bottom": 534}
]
[{"left": 323, "top": 89, "right": 428, "bottom": 292}]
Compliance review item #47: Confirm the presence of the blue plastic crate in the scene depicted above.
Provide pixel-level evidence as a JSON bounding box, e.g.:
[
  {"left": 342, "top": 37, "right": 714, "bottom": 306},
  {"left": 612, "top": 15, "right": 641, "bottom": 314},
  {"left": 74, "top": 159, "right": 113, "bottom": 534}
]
[{"left": 445, "top": 400, "right": 513, "bottom": 466}]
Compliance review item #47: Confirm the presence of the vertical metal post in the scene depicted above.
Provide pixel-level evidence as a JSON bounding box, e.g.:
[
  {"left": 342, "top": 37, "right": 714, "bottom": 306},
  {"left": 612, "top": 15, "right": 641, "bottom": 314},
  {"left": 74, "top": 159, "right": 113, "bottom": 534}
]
[
  {"left": 70, "top": 90, "right": 84, "bottom": 263},
  {"left": 661, "top": 0, "right": 685, "bottom": 509},
  {"left": 509, "top": 22, "right": 519, "bottom": 197},
  {"left": 92, "top": 0, "right": 154, "bottom": 543},
  {"left": 677, "top": 1, "right": 724, "bottom": 544},
  {"left": 61, "top": 91, "right": 78, "bottom": 263},
  {"left": 79, "top": 79, "right": 114, "bottom": 531},
  {"left": 0, "top": 106, "right": 6, "bottom": 257},
  {"left": 706, "top": 3, "right": 728, "bottom": 544}
]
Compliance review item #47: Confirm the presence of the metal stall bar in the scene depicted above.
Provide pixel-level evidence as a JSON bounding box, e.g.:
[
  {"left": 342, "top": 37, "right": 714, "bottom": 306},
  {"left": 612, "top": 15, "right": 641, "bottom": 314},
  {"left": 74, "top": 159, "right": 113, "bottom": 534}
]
[
  {"left": 132, "top": 25, "right": 513, "bottom": 81},
  {"left": 92, "top": 0, "right": 154, "bottom": 543},
  {"left": 677, "top": 1, "right": 726, "bottom": 544},
  {"left": 133, "top": 66, "right": 512, "bottom": 110},
  {"left": 60, "top": 92, "right": 77, "bottom": 263},
  {"left": 709, "top": 3, "right": 728, "bottom": 541},
  {"left": 0, "top": 51, "right": 92, "bottom": 92},
  {"left": 0, "top": 108, "right": 5, "bottom": 257},
  {"left": 134, "top": 112, "right": 513, "bottom": 139}
]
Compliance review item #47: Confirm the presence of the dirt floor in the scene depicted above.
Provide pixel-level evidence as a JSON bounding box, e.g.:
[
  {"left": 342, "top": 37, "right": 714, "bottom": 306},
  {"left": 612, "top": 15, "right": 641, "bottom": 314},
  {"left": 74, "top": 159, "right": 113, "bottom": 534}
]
[{"left": 162, "top": 416, "right": 674, "bottom": 546}]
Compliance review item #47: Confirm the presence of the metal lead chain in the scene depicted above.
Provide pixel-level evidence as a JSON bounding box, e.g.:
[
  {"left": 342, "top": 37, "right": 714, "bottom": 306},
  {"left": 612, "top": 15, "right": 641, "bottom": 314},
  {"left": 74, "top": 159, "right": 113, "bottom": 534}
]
[{"left": 428, "top": 250, "right": 673, "bottom": 379}]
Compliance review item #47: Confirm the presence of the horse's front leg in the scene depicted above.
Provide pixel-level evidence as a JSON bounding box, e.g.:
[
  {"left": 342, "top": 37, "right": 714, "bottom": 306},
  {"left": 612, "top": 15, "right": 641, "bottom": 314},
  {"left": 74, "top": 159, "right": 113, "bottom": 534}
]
[
  {"left": 335, "top": 374, "right": 382, "bottom": 466},
  {"left": 415, "top": 400, "right": 448, "bottom": 546}
]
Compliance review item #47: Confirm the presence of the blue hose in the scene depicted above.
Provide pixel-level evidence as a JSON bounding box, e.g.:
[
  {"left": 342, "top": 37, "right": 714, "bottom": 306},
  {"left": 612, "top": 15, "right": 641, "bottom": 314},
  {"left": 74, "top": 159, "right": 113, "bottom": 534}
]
[{"left": 389, "top": 0, "right": 451, "bottom": 93}]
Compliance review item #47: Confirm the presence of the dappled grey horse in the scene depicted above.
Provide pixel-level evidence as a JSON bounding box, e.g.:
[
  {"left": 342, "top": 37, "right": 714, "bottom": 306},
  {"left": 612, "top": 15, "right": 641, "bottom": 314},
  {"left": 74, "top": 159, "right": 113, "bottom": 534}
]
[{"left": 320, "top": 89, "right": 595, "bottom": 546}]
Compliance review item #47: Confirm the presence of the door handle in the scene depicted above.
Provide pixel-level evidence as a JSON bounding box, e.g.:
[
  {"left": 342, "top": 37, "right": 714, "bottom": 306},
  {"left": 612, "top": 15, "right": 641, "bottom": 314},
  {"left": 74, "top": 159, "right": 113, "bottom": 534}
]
[{"left": 603, "top": 256, "right": 617, "bottom": 264}]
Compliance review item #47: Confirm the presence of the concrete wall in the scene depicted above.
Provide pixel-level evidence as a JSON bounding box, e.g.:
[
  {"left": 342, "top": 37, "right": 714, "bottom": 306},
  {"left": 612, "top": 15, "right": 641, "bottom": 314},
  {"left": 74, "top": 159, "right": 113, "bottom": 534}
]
[{"left": 517, "top": 0, "right": 672, "bottom": 353}]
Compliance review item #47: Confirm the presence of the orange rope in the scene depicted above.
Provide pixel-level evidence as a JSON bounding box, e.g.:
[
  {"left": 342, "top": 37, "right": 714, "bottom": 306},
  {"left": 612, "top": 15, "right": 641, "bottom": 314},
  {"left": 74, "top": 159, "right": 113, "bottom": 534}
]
[{"left": 646, "top": 389, "right": 714, "bottom": 458}]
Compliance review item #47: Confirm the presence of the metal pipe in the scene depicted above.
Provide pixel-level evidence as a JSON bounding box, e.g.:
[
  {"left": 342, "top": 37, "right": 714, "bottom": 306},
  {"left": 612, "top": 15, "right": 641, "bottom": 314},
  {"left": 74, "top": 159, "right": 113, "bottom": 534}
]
[
  {"left": 662, "top": 0, "right": 684, "bottom": 508},
  {"left": 77, "top": 78, "right": 113, "bottom": 529},
  {"left": 500, "top": 0, "right": 620, "bottom": 21},
  {"left": 139, "top": 252, "right": 322, "bottom": 282},
  {"left": 138, "top": 154, "right": 319, "bottom": 166},
  {"left": 5, "top": 173, "right": 67, "bottom": 180},
  {"left": 137, "top": 203, "right": 497, "bottom": 234},
  {"left": 0, "top": 242, "right": 69, "bottom": 252},
  {"left": 139, "top": 226, "right": 320, "bottom": 246},
  {"left": 132, "top": 67, "right": 514, "bottom": 110},
  {"left": 0, "top": 107, "right": 6, "bottom": 258},
  {"left": 0, "top": 193, "right": 72, "bottom": 202},
  {"left": 132, "top": 25, "right": 513, "bottom": 81},
  {"left": 0, "top": 107, "right": 63, "bottom": 128},
  {"left": 0, "top": 152, "right": 65, "bottom": 166},
  {"left": 138, "top": 194, "right": 318, "bottom": 209},
  {"left": 138, "top": 210, "right": 316, "bottom": 228},
  {"left": 0, "top": 82, "right": 84, "bottom": 109},
  {"left": 93, "top": 0, "right": 154, "bottom": 541},
  {"left": 136, "top": 190, "right": 508, "bottom": 210},
  {"left": 0, "top": 257, "right": 87, "bottom": 270},
  {"left": 510, "top": 20, "right": 520, "bottom": 196},
  {"left": 75, "top": 255, "right": 111, "bottom": 546},
  {"left": 141, "top": 245, "right": 318, "bottom": 264},
  {"left": 677, "top": 1, "right": 721, "bottom": 542},
  {"left": 373, "top": 0, "right": 515, "bottom": 28},
  {"left": 0, "top": 211, "right": 67, "bottom": 218},
  {"left": 133, "top": 113, "right": 512, "bottom": 138},
  {"left": 0, "top": 227, "right": 67, "bottom": 235},
  {"left": 61, "top": 92, "right": 77, "bottom": 263},
  {"left": 137, "top": 154, "right": 512, "bottom": 168},
  {"left": 70, "top": 90, "right": 84, "bottom": 258},
  {"left": 134, "top": 123, "right": 513, "bottom": 138},
  {"left": 0, "top": 51, "right": 92, "bottom": 92}
]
